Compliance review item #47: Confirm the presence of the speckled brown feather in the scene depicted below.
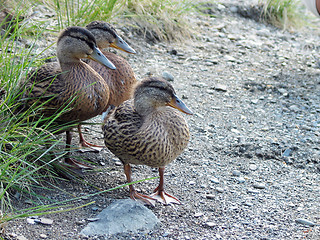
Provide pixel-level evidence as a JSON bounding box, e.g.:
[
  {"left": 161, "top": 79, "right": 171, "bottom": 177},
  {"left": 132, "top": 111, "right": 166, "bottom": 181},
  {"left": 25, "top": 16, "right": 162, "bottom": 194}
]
[
  {"left": 102, "top": 78, "right": 190, "bottom": 168},
  {"left": 85, "top": 21, "right": 137, "bottom": 108},
  {"left": 86, "top": 51, "right": 136, "bottom": 107}
]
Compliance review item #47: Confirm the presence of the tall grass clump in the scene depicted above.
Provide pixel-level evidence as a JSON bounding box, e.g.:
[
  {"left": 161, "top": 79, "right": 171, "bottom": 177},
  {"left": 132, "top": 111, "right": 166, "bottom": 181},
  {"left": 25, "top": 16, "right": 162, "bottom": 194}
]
[
  {"left": 44, "top": 0, "right": 197, "bottom": 42},
  {"left": 45, "top": 0, "right": 196, "bottom": 42},
  {"left": 123, "top": 0, "right": 196, "bottom": 42},
  {"left": 0, "top": 2, "right": 78, "bottom": 219},
  {"left": 260, "top": 0, "right": 305, "bottom": 29},
  {"left": 45, "top": 0, "right": 126, "bottom": 30}
]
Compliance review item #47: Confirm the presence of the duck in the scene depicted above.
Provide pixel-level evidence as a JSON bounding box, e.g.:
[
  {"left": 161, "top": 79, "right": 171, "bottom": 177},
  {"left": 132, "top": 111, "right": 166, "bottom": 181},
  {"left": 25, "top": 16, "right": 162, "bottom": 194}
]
[
  {"left": 102, "top": 77, "right": 193, "bottom": 206},
  {"left": 76, "top": 20, "right": 137, "bottom": 152},
  {"left": 20, "top": 26, "right": 116, "bottom": 169}
]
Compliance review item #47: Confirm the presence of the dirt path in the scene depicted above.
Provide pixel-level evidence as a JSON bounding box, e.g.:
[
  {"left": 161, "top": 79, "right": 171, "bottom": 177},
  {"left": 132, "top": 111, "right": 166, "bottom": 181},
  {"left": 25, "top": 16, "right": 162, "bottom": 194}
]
[{"left": 5, "top": 1, "right": 320, "bottom": 239}]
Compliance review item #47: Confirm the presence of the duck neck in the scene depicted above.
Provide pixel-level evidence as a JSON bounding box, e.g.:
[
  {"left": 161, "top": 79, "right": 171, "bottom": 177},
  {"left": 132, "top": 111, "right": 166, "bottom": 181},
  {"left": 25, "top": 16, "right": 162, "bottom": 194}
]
[
  {"left": 59, "top": 60, "right": 84, "bottom": 73},
  {"left": 57, "top": 47, "right": 84, "bottom": 72},
  {"left": 134, "top": 96, "right": 157, "bottom": 116}
]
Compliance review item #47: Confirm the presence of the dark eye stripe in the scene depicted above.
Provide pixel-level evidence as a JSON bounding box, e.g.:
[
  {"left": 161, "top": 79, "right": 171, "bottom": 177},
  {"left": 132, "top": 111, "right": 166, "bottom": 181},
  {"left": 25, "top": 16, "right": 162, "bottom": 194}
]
[{"left": 74, "top": 35, "right": 95, "bottom": 49}]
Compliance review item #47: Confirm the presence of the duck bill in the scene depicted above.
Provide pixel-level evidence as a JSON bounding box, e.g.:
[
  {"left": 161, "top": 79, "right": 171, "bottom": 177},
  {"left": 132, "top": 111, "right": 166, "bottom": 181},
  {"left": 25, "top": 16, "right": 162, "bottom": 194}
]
[
  {"left": 89, "top": 46, "right": 116, "bottom": 70},
  {"left": 167, "top": 95, "right": 193, "bottom": 115},
  {"left": 109, "top": 35, "right": 136, "bottom": 54}
]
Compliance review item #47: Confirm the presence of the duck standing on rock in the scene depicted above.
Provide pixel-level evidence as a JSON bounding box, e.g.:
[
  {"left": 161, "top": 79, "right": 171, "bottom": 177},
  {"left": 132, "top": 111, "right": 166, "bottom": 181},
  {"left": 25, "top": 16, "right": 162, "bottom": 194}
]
[
  {"left": 102, "top": 77, "right": 193, "bottom": 206},
  {"left": 19, "top": 26, "right": 116, "bottom": 169},
  {"left": 75, "top": 21, "right": 137, "bottom": 152}
]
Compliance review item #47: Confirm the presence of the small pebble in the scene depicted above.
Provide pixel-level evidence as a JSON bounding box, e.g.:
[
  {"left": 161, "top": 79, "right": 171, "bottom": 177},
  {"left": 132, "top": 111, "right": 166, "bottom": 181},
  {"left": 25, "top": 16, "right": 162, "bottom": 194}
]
[
  {"left": 35, "top": 218, "right": 53, "bottom": 225},
  {"left": 247, "top": 188, "right": 260, "bottom": 194},
  {"left": 230, "top": 6, "right": 238, "bottom": 13},
  {"left": 76, "top": 219, "right": 86, "bottom": 225},
  {"left": 225, "top": 55, "right": 236, "bottom": 62},
  {"left": 26, "top": 218, "right": 36, "bottom": 224},
  {"left": 206, "top": 194, "right": 215, "bottom": 199},
  {"left": 237, "top": 177, "right": 246, "bottom": 183},
  {"left": 243, "top": 201, "right": 253, "bottom": 207},
  {"left": 210, "top": 178, "right": 220, "bottom": 184},
  {"left": 206, "top": 222, "right": 215, "bottom": 227},
  {"left": 227, "top": 34, "right": 238, "bottom": 40},
  {"left": 194, "top": 212, "right": 204, "bottom": 218},
  {"left": 169, "top": 49, "right": 177, "bottom": 55},
  {"left": 189, "top": 181, "right": 196, "bottom": 185},
  {"left": 195, "top": 113, "right": 204, "bottom": 118},
  {"left": 162, "top": 71, "right": 174, "bottom": 82},
  {"left": 295, "top": 218, "right": 316, "bottom": 226},
  {"left": 278, "top": 88, "right": 287, "bottom": 94},
  {"left": 282, "top": 148, "right": 292, "bottom": 157},
  {"left": 249, "top": 164, "right": 258, "bottom": 171},
  {"left": 289, "top": 105, "right": 300, "bottom": 112},
  {"left": 251, "top": 99, "right": 259, "bottom": 104},
  {"left": 206, "top": 89, "right": 216, "bottom": 95},
  {"left": 214, "top": 84, "right": 228, "bottom": 92},
  {"left": 17, "top": 236, "right": 28, "bottom": 240},
  {"left": 216, "top": 187, "right": 224, "bottom": 193},
  {"left": 115, "top": 161, "right": 122, "bottom": 166},
  {"left": 242, "top": 221, "right": 250, "bottom": 225},
  {"left": 253, "top": 183, "right": 266, "bottom": 189},
  {"left": 231, "top": 128, "right": 240, "bottom": 134},
  {"left": 40, "top": 234, "right": 47, "bottom": 239},
  {"left": 232, "top": 170, "right": 241, "bottom": 176},
  {"left": 191, "top": 82, "right": 208, "bottom": 88}
]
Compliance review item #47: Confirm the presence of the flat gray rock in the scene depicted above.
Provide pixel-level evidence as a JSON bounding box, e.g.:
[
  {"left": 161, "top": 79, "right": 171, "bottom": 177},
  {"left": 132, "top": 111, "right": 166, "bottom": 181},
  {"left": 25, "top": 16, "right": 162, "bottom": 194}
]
[{"left": 80, "top": 199, "right": 159, "bottom": 238}]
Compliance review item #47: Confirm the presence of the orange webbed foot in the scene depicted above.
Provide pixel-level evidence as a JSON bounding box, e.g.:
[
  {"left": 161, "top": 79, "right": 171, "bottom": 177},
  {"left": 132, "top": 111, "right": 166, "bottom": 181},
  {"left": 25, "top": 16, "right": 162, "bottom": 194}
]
[
  {"left": 150, "top": 190, "right": 181, "bottom": 205},
  {"left": 130, "top": 190, "right": 157, "bottom": 207}
]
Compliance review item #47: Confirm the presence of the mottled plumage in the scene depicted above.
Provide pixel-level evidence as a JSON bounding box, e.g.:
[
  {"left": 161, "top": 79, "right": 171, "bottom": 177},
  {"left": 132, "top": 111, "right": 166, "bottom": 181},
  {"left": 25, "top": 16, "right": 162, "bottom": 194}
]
[
  {"left": 75, "top": 21, "right": 137, "bottom": 152},
  {"left": 89, "top": 52, "right": 136, "bottom": 106},
  {"left": 86, "top": 21, "right": 137, "bottom": 107},
  {"left": 24, "top": 61, "right": 110, "bottom": 123},
  {"left": 20, "top": 26, "right": 116, "bottom": 168},
  {"left": 102, "top": 77, "right": 193, "bottom": 206}
]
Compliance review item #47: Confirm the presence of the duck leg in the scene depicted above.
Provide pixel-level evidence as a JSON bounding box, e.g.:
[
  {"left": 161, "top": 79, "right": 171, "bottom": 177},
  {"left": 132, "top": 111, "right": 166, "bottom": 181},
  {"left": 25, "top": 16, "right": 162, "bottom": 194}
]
[
  {"left": 64, "top": 130, "right": 93, "bottom": 169},
  {"left": 124, "top": 164, "right": 156, "bottom": 207},
  {"left": 150, "top": 167, "right": 181, "bottom": 205},
  {"left": 77, "top": 125, "right": 104, "bottom": 152}
]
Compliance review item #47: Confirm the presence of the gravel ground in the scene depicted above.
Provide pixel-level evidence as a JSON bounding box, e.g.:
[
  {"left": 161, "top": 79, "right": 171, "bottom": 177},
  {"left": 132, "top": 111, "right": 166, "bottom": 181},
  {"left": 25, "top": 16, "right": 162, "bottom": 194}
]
[{"left": 4, "top": 0, "right": 320, "bottom": 239}]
